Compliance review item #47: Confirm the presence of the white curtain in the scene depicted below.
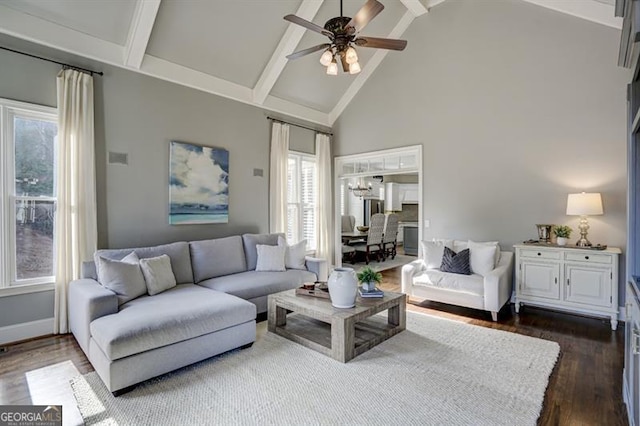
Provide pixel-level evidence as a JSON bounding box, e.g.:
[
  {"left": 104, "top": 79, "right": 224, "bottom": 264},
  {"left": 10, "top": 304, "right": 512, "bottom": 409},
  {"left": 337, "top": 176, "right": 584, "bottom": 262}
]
[
  {"left": 54, "top": 69, "right": 98, "bottom": 334},
  {"left": 269, "top": 122, "right": 289, "bottom": 233},
  {"left": 315, "top": 133, "right": 332, "bottom": 264}
]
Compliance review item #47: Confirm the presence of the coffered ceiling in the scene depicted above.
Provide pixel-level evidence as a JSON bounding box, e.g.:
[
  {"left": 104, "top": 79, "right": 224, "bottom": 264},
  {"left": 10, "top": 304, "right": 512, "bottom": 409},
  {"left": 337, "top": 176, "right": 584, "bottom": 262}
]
[{"left": 0, "top": 0, "right": 621, "bottom": 126}]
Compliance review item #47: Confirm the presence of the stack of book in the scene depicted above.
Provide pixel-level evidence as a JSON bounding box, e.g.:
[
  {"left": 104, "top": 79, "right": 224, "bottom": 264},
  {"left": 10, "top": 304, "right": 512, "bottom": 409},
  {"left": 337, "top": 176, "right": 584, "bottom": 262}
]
[{"left": 358, "top": 287, "right": 384, "bottom": 298}]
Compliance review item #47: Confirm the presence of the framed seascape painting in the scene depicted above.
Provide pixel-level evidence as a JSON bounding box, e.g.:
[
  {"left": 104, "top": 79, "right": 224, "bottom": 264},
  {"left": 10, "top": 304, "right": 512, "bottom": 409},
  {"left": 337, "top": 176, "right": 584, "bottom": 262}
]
[{"left": 169, "top": 140, "right": 229, "bottom": 225}]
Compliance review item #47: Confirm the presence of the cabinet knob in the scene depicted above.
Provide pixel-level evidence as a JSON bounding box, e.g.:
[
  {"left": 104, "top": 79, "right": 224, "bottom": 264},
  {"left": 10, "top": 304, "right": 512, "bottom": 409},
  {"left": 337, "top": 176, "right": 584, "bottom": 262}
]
[
  {"left": 585, "top": 256, "right": 589, "bottom": 260},
  {"left": 537, "top": 252, "right": 541, "bottom": 256}
]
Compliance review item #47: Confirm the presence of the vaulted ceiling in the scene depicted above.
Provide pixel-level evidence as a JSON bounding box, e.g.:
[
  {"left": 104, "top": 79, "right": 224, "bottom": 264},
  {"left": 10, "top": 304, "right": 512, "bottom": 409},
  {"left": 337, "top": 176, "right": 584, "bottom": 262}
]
[{"left": 0, "top": 0, "right": 621, "bottom": 126}]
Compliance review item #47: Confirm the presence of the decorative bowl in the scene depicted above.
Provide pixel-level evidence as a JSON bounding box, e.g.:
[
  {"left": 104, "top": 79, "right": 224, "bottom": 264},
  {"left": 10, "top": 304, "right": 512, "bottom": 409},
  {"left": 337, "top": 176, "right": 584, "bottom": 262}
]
[{"left": 356, "top": 226, "right": 369, "bottom": 232}]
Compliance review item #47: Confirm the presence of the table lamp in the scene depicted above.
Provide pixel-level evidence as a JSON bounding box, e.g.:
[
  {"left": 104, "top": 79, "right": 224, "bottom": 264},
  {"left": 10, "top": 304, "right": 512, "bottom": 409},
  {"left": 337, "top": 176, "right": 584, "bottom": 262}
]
[{"left": 566, "top": 192, "right": 603, "bottom": 247}]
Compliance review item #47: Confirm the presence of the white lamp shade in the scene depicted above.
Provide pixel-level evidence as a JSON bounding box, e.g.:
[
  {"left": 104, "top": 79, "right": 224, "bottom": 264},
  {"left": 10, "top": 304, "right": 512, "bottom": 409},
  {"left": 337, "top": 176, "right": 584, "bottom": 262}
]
[
  {"left": 326, "top": 61, "right": 338, "bottom": 75},
  {"left": 566, "top": 192, "right": 603, "bottom": 216}
]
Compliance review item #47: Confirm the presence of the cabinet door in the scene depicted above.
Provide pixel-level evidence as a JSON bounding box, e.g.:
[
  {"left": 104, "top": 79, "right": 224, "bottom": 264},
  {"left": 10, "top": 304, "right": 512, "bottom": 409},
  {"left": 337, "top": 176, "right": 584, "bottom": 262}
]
[
  {"left": 520, "top": 261, "right": 560, "bottom": 300},
  {"left": 564, "top": 264, "right": 612, "bottom": 307}
]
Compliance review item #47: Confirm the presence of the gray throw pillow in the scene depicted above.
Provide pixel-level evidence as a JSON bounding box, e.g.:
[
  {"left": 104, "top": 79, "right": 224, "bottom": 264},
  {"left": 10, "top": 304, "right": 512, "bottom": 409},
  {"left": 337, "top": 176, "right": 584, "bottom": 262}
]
[
  {"left": 440, "top": 247, "right": 471, "bottom": 275},
  {"left": 96, "top": 252, "right": 147, "bottom": 305},
  {"left": 140, "top": 254, "right": 177, "bottom": 295}
]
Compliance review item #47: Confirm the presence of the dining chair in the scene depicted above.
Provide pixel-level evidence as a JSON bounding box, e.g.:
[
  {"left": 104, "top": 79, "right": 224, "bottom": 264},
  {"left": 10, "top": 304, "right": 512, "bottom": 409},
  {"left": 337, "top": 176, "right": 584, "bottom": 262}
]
[
  {"left": 353, "top": 213, "right": 385, "bottom": 264},
  {"left": 382, "top": 213, "right": 399, "bottom": 260}
]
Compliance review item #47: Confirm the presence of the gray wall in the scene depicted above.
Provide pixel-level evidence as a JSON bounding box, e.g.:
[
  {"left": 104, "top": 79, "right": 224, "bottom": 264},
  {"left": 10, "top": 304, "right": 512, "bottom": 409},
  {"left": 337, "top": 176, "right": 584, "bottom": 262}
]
[
  {"left": 0, "top": 36, "right": 322, "bottom": 329},
  {"left": 333, "top": 0, "right": 631, "bottom": 301}
]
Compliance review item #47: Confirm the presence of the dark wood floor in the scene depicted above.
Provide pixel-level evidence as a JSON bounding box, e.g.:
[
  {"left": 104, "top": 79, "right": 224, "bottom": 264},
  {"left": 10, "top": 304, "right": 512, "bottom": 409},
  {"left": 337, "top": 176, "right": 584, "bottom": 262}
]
[{"left": 0, "top": 265, "right": 628, "bottom": 425}]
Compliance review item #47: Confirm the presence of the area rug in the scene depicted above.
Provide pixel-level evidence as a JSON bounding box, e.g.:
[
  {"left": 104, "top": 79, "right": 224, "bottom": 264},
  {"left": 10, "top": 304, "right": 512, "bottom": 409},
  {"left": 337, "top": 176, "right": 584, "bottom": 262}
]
[{"left": 71, "top": 311, "right": 560, "bottom": 426}]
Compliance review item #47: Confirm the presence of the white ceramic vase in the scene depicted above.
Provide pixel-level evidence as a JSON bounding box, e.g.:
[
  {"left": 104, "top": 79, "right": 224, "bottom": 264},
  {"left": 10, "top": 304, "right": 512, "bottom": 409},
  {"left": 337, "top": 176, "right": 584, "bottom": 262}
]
[
  {"left": 557, "top": 237, "right": 568, "bottom": 246},
  {"left": 327, "top": 267, "right": 358, "bottom": 308}
]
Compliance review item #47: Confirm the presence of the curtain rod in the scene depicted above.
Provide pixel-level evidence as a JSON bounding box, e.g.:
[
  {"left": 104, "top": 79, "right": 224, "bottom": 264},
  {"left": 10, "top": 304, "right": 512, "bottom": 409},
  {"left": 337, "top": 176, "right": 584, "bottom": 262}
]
[
  {"left": 0, "top": 45, "right": 104, "bottom": 76},
  {"left": 267, "top": 116, "right": 332, "bottom": 136}
]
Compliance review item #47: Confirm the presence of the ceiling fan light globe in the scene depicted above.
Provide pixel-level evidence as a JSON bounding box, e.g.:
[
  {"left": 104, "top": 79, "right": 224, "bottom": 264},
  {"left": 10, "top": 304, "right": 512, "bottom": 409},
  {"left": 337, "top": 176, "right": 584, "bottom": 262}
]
[
  {"left": 349, "top": 61, "right": 361, "bottom": 74},
  {"left": 319, "top": 50, "right": 333, "bottom": 66},
  {"left": 326, "top": 61, "right": 338, "bottom": 75},
  {"left": 345, "top": 46, "right": 358, "bottom": 65}
]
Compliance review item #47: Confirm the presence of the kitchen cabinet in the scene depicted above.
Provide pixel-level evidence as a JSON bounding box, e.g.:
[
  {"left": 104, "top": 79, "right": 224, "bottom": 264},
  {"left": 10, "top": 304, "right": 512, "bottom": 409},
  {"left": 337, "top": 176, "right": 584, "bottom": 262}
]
[
  {"left": 399, "top": 184, "right": 419, "bottom": 204},
  {"left": 385, "top": 183, "right": 402, "bottom": 211},
  {"left": 514, "top": 244, "right": 621, "bottom": 330}
]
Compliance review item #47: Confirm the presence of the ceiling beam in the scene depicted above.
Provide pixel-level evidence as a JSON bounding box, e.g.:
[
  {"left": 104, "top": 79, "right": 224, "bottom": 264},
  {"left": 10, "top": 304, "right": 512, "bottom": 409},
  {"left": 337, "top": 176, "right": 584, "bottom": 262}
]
[
  {"left": 520, "top": 0, "right": 622, "bottom": 29},
  {"left": 400, "top": 0, "right": 428, "bottom": 17},
  {"left": 252, "top": 0, "right": 324, "bottom": 105},
  {"left": 328, "top": 10, "right": 415, "bottom": 125},
  {"left": 123, "top": 0, "right": 161, "bottom": 69}
]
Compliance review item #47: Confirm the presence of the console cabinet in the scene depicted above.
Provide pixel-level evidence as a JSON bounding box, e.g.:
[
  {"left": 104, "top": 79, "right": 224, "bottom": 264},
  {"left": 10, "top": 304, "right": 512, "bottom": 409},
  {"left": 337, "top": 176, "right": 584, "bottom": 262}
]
[{"left": 514, "top": 245, "right": 621, "bottom": 330}]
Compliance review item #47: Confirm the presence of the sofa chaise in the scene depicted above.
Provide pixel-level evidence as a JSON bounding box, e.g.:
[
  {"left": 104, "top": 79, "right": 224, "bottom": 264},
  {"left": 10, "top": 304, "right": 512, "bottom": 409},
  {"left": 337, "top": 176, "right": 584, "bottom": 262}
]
[
  {"left": 69, "top": 233, "right": 327, "bottom": 394},
  {"left": 401, "top": 239, "right": 513, "bottom": 321}
]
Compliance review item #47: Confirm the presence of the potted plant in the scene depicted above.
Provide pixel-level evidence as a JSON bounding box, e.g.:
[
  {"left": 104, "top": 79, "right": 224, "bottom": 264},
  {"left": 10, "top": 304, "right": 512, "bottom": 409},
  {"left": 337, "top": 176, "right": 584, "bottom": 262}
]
[
  {"left": 554, "top": 225, "right": 573, "bottom": 246},
  {"left": 357, "top": 266, "right": 383, "bottom": 292}
]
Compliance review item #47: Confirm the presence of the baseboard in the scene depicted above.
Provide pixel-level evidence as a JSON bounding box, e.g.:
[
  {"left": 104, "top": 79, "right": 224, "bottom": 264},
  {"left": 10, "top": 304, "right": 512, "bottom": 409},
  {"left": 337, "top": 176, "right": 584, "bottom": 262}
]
[{"left": 0, "top": 318, "right": 54, "bottom": 345}]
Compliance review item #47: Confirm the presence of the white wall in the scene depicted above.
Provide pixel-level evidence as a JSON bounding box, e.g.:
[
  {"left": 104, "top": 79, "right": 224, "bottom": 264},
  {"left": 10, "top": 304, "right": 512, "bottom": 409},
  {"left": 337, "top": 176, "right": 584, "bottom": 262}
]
[{"left": 333, "top": 0, "right": 630, "bottom": 300}]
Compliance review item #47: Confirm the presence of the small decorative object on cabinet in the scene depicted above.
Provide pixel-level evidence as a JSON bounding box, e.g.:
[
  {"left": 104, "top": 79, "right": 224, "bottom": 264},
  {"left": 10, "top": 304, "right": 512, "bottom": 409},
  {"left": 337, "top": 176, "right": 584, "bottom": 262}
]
[
  {"left": 514, "top": 244, "right": 621, "bottom": 330},
  {"left": 553, "top": 225, "right": 573, "bottom": 247},
  {"left": 327, "top": 267, "right": 358, "bottom": 308},
  {"left": 535, "top": 224, "right": 554, "bottom": 243}
]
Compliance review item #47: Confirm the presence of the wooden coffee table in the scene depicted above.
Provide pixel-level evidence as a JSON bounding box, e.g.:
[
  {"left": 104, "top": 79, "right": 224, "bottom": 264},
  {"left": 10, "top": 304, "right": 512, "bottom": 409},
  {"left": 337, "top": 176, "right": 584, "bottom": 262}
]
[{"left": 267, "top": 289, "right": 406, "bottom": 362}]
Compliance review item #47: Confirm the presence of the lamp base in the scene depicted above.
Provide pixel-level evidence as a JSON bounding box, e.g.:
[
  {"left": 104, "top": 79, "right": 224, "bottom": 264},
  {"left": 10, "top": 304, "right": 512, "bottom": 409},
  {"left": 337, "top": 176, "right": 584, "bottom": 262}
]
[
  {"left": 575, "top": 216, "right": 592, "bottom": 247},
  {"left": 575, "top": 237, "right": 592, "bottom": 248}
]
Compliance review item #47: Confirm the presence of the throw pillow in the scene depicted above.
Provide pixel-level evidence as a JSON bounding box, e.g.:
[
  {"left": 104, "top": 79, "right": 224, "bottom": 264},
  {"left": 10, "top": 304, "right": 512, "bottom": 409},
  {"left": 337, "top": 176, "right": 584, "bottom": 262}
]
[
  {"left": 468, "top": 240, "right": 501, "bottom": 269},
  {"left": 277, "top": 236, "right": 307, "bottom": 270},
  {"left": 466, "top": 241, "right": 497, "bottom": 276},
  {"left": 139, "top": 254, "right": 177, "bottom": 296},
  {"left": 440, "top": 247, "right": 471, "bottom": 275},
  {"left": 421, "top": 240, "right": 451, "bottom": 270},
  {"left": 255, "top": 244, "right": 286, "bottom": 272},
  {"left": 96, "top": 252, "right": 147, "bottom": 305}
]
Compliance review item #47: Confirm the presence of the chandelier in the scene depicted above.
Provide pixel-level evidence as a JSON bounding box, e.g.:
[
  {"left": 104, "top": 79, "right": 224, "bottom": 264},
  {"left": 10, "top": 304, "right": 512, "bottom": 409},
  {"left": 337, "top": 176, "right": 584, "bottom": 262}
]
[{"left": 348, "top": 181, "right": 372, "bottom": 198}]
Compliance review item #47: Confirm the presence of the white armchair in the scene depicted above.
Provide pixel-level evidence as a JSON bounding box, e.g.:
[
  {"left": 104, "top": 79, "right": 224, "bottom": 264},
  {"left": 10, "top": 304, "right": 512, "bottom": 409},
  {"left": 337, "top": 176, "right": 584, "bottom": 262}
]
[{"left": 402, "top": 243, "right": 513, "bottom": 321}]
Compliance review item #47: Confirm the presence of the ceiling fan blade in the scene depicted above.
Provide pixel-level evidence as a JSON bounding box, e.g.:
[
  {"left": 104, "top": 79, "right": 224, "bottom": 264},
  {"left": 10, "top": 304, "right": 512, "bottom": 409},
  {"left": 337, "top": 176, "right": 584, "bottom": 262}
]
[
  {"left": 286, "top": 43, "right": 331, "bottom": 60},
  {"left": 346, "top": 0, "right": 384, "bottom": 34},
  {"left": 355, "top": 36, "right": 407, "bottom": 51},
  {"left": 284, "top": 15, "right": 333, "bottom": 38}
]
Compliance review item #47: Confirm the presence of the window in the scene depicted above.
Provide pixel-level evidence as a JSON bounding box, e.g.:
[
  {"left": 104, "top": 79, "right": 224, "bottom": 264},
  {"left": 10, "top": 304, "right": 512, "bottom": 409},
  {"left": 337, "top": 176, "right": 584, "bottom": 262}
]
[
  {"left": 287, "top": 152, "right": 316, "bottom": 251},
  {"left": 0, "top": 99, "right": 58, "bottom": 289}
]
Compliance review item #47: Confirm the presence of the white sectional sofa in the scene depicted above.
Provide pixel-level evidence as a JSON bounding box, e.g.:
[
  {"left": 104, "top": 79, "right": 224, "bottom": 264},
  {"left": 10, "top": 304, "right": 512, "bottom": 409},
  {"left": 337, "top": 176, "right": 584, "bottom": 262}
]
[{"left": 401, "top": 239, "right": 513, "bottom": 321}]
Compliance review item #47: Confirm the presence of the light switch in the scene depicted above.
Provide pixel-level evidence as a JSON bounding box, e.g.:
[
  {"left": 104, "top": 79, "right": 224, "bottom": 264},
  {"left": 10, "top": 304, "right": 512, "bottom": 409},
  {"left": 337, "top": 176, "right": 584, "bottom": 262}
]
[{"left": 424, "top": 219, "right": 430, "bottom": 228}]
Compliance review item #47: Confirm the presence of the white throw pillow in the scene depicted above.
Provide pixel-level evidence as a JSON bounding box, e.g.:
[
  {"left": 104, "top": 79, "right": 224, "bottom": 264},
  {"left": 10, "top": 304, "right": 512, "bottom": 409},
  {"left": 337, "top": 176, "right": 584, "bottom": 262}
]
[
  {"left": 139, "top": 254, "right": 177, "bottom": 296},
  {"left": 467, "top": 240, "right": 499, "bottom": 276},
  {"left": 256, "top": 244, "right": 286, "bottom": 272},
  {"left": 421, "top": 240, "right": 451, "bottom": 270},
  {"left": 277, "top": 236, "right": 307, "bottom": 270},
  {"left": 96, "top": 252, "right": 147, "bottom": 305},
  {"left": 468, "top": 240, "right": 501, "bottom": 267}
]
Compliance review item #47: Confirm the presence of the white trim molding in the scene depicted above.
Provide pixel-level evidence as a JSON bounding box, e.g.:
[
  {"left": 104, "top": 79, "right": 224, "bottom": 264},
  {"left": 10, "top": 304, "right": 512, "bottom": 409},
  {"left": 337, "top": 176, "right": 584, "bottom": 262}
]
[
  {"left": 0, "top": 318, "right": 54, "bottom": 345},
  {"left": 520, "top": 0, "right": 622, "bottom": 29},
  {"left": 253, "top": 0, "right": 324, "bottom": 105},
  {"left": 123, "top": 0, "right": 162, "bottom": 69}
]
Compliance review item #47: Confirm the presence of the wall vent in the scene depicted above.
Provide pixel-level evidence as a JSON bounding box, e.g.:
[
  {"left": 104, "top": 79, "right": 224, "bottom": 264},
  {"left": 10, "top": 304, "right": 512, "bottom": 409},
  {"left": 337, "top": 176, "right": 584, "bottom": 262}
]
[{"left": 108, "top": 151, "right": 128, "bottom": 166}]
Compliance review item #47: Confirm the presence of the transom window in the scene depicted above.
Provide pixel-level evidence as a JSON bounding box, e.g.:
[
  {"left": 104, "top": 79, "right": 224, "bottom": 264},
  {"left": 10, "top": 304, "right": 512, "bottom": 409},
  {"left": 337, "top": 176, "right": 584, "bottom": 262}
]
[{"left": 0, "top": 99, "right": 58, "bottom": 288}]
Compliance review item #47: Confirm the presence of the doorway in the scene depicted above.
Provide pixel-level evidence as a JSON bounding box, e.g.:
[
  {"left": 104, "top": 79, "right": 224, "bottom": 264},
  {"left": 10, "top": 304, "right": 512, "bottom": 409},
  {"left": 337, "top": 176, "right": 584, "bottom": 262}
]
[{"left": 333, "top": 145, "right": 422, "bottom": 267}]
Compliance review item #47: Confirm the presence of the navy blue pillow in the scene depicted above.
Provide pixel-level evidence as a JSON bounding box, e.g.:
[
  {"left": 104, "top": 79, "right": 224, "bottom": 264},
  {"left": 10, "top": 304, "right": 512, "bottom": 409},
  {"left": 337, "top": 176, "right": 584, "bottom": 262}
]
[{"left": 440, "top": 247, "right": 471, "bottom": 275}]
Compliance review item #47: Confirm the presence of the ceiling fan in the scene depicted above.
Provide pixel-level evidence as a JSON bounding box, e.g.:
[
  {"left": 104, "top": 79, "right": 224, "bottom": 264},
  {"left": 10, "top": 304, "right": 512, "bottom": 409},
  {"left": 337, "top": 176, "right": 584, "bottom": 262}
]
[{"left": 284, "top": 0, "right": 407, "bottom": 75}]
